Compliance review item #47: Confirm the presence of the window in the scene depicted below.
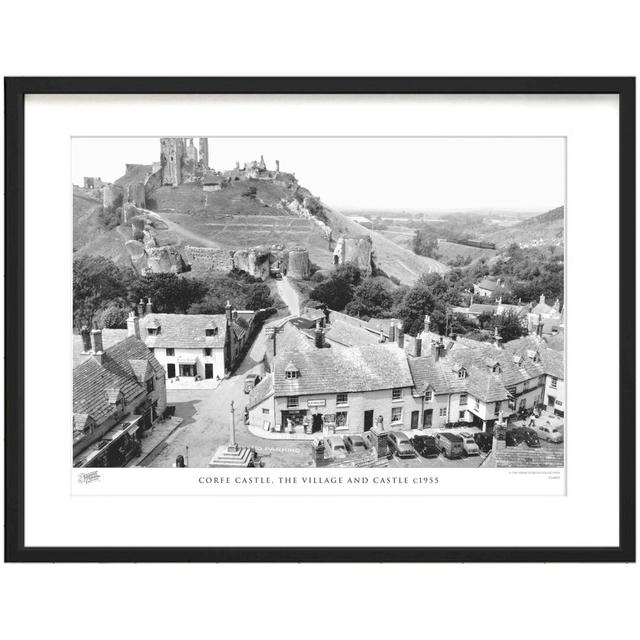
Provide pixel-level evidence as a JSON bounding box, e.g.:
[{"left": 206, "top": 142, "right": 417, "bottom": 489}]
[
  {"left": 459, "top": 393, "right": 467, "bottom": 406},
  {"left": 523, "top": 380, "right": 529, "bottom": 390},
  {"left": 149, "top": 348, "right": 154, "bottom": 354},
  {"left": 458, "top": 369, "right": 466, "bottom": 379},
  {"left": 459, "top": 411, "right": 466, "bottom": 420},
  {"left": 146, "top": 378, "right": 154, "bottom": 393},
  {"left": 336, "top": 411, "right": 348, "bottom": 428},
  {"left": 179, "top": 364, "right": 196, "bottom": 377},
  {"left": 439, "top": 407, "right": 447, "bottom": 417},
  {"left": 336, "top": 392, "right": 348, "bottom": 405},
  {"left": 205, "top": 328, "right": 217, "bottom": 337},
  {"left": 391, "top": 407, "right": 402, "bottom": 423},
  {"left": 286, "top": 396, "right": 299, "bottom": 408},
  {"left": 508, "top": 398, "right": 516, "bottom": 410},
  {"left": 147, "top": 327, "right": 158, "bottom": 336},
  {"left": 550, "top": 377, "right": 558, "bottom": 389},
  {"left": 392, "top": 388, "right": 403, "bottom": 401},
  {"left": 474, "top": 398, "right": 480, "bottom": 410},
  {"left": 166, "top": 348, "right": 174, "bottom": 356},
  {"left": 285, "top": 370, "right": 300, "bottom": 379},
  {"left": 262, "top": 408, "right": 270, "bottom": 415},
  {"left": 424, "top": 390, "right": 433, "bottom": 402},
  {"left": 204, "top": 348, "right": 212, "bottom": 357},
  {"left": 494, "top": 401, "right": 502, "bottom": 416}
]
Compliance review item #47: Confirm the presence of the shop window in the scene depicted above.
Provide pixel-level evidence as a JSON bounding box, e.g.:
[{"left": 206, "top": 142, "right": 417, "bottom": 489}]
[
  {"left": 391, "top": 407, "right": 402, "bottom": 423},
  {"left": 336, "top": 392, "right": 348, "bottom": 405},
  {"left": 336, "top": 412, "right": 348, "bottom": 428},
  {"left": 179, "top": 364, "right": 196, "bottom": 377},
  {"left": 392, "top": 388, "right": 403, "bottom": 401},
  {"left": 286, "top": 396, "right": 299, "bottom": 408}
]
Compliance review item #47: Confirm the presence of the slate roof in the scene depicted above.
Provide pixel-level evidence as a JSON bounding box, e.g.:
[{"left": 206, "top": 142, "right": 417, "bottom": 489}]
[
  {"left": 469, "top": 303, "right": 497, "bottom": 315},
  {"left": 140, "top": 313, "right": 227, "bottom": 349},
  {"left": 324, "top": 317, "right": 382, "bottom": 348},
  {"left": 73, "top": 328, "right": 127, "bottom": 367},
  {"left": 273, "top": 343, "right": 413, "bottom": 396},
  {"left": 505, "top": 336, "right": 564, "bottom": 379},
  {"left": 247, "top": 374, "right": 274, "bottom": 409},
  {"left": 73, "top": 336, "right": 164, "bottom": 426},
  {"left": 476, "top": 278, "right": 502, "bottom": 292},
  {"left": 484, "top": 439, "right": 564, "bottom": 468}
]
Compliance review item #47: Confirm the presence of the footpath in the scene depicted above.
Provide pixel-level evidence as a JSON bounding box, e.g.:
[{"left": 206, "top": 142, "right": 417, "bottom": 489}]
[{"left": 125, "top": 416, "right": 184, "bottom": 467}]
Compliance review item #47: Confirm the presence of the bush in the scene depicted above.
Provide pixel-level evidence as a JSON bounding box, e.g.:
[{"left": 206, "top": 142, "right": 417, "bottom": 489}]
[{"left": 100, "top": 306, "right": 129, "bottom": 329}]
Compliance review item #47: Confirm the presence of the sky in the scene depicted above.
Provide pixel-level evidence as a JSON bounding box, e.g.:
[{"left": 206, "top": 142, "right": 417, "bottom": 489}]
[{"left": 72, "top": 137, "right": 565, "bottom": 213}]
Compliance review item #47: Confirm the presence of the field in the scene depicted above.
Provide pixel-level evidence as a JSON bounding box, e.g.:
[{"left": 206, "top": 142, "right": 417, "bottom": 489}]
[{"left": 435, "top": 239, "right": 498, "bottom": 263}]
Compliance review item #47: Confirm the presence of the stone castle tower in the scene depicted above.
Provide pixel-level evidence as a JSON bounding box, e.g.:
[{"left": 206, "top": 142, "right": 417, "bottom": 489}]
[
  {"left": 199, "top": 138, "right": 209, "bottom": 169},
  {"left": 160, "top": 138, "right": 186, "bottom": 186}
]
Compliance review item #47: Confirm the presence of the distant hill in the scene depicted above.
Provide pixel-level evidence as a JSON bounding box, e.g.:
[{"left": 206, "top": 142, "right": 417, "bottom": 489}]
[
  {"left": 74, "top": 173, "right": 449, "bottom": 284},
  {"left": 482, "top": 206, "right": 564, "bottom": 249}
]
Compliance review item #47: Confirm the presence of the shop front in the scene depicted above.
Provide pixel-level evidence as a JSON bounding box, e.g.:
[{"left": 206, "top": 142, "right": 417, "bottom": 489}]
[
  {"left": 74, "top": 416, "right": 142, "bottom": 468},
  {"left": 281, "top": 409, "right": 308, "bottom": 432}
]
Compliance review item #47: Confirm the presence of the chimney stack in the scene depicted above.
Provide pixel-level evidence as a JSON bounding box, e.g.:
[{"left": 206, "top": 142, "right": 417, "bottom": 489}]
[
  {"left": 80, "top": 325, "right": 92, "bottom": 353},
  {"left": 540, "top": 293, "right": 545, "bottom": 305},
  {"left": 127, "top": 311, "right": 140, "bottom": 339},
  {"left": 90, "top": 322, "right": 104, "bottom": 363},
  {"left": 138, "top": 298, "right": 146, "bottom": 317},
  {"left": 276, "top": 159, "right": 280, "bottom": 172},
  {"left": 414, "top": 337, "right": 422, "bottom": 357},
  {"left": 315, "top": 320, "right": 324, "bottom": 348},
  {"left": 145, "top": 297, "right": 153, "bottom": 315},
  {"left": 536, "top": 313, "right": 544, "bottom": 338},
  {"left": 431, "top": 339, "right": 444, "bottom": 362},
  {"left": 424, "top": 314, "right": 431, "bottom": 335},
  {"left": 396, "top": 323, "right": 404, "bottom": 349},
  {"left": 494, "top": 326, "right": 503, "bottom": 349},
  {"left": 225, "top": 300, "right": 232, "bottom": 326},
  {"left": 389, "top": 323, "right": 396, "bottom": 342}
]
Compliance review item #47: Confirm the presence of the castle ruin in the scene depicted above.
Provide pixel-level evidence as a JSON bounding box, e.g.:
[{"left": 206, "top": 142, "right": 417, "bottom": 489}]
[{"left": 333, "top": 236, "right": 373, "bottom": 275}]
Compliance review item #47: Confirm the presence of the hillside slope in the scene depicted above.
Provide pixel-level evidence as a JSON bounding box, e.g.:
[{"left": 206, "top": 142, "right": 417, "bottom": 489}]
[
  {"left": 483, "top": 206, "right": 564, "bottom": 248},
  {"left": 74, "top": 176, "right": 449, "bottom": 283}
]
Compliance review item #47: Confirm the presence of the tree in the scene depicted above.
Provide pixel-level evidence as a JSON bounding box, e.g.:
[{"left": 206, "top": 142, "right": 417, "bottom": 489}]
[
  {"left": 309, "top": 277, "right": 354, "bottom": 311},
  {"left": 100, "top": 305, "right": 129, "bottom": 329},
  {"left": 489, "top": 310, "right": 528, "bottom": 342},
  {"left": 345, "top": 278, "right": 393, "bottom": 318},
  {"left": 244, "top": 283, "right": 274, "bottom": 310},
  {"left": 129, "top": 273, "right": 208, "bottom": 314},
  {"left": 394, "top": 285, "right": 438, "bottom": 335},
  {"left": 73, "top": 255, "right": 129, "bottom": 328}
]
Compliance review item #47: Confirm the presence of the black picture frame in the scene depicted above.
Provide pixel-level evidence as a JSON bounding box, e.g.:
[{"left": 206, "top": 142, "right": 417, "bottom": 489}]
[{"left": 4, "top": 77, "right": 635, "bottom": 563}]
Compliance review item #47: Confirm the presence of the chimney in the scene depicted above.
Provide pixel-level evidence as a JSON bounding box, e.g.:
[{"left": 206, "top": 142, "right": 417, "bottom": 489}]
[
  {"left": 315, "top": 320, "right": 324, "bottom": 349},
  {"left": 145, "top": 297, "right": 153, "bottom": 315},
  {"left": 414, "top": 337, "right": 422, "bottom": 357},
  {"left": 127, "top": 311, "right": 140, "bottom": 339},
  {"left": 553, "top": 298, "right": 560, "bottom": 311},
  {"left": 276, "top": 159, "right": 280, "bottom": 172},
  {"left": 431, "top": 339, "right": 444, "bottom": 362},
  {"left": 266, "top": 332, "right": 277, "bottom": 365},
  {"left": 494, "top": 326, "right": 503, "bottom": 349},
  {"left": 540, "top": 293, "right": 545, "bottom": 305},
  {"left": 536, "top": 313, "right": 544, "bottom": 338},
  {"left": 80, "top": 325, "right": 92, "bottom": 353},
  {"left": 225, "top": 300, "right": 232, "bottom": 325},
  {"left": 424, "top": 314, "right": 431, "bottom": 335},
  {"left": 90, "top": 322, "right": 104, "bottom": 363},
  {"left": 389, "top": 323, "right": 396, "bottom": 342},
  {"left": 396, "top": 323, "right": 404, "bottom": 349},
  {"left": 138, "top": 298, "right": 146, "bottom": 317}
]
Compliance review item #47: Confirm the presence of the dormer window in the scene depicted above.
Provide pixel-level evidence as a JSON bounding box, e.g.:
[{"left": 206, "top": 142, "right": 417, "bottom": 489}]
[
  {"left": 205, "top": 325, "right": 218, "bottom": 337},
  {"left": 485, "top": 358, "right": 501, "bottom": 374},
  {"left": 452, "top": 363, "right": 467, "bottom": 379},
  {"left": 285, "top": 363, "right": 300, "bottom": 379},
  {"left": 146, "top": 319, "right": 161, "bottom": 336}
]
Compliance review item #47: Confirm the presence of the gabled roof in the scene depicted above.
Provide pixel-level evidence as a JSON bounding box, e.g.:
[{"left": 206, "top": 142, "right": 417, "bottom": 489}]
[
  {"left": 273, "top": 344, "right": 413, "bottom": 396},
  {"left": 140, "top": 313, "right": 227, "bottom": 349},
  {"left": 247, "top": 374, "right": 274, "bottom": 409},
  {"left": 73, "top": 328, "right": 127, "bottom": 367},
  {"left": 73, "top": 336, "right": 164, "bottom": 426},
  {"left": 476, "top": 278, "right": 503, "bottom": 292}
]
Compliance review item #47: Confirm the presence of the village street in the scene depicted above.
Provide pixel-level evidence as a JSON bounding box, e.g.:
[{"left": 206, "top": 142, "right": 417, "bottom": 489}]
[{"left": 147, "top": 321, "right": 315, "bottom": 468}]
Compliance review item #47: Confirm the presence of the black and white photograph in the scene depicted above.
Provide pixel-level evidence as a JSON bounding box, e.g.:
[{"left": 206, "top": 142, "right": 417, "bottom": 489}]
[{"left": 72, "top": 136, "right": 566, "bottom": 472}]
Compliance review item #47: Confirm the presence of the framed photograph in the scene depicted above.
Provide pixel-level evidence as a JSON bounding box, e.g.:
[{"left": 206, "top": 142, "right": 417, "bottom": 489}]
[{"left": 4, "top": 77, "right": 635, "bottom": 562}]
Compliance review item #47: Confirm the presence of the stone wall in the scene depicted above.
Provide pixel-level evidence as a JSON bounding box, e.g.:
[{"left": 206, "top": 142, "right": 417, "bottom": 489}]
[
  {"left": 333, "top": 236, "right": 373, "bottom": 275},
  {"left": 103, "top": 184, "right": 124, "bottom": 212},
  {"left": 286, "top": 247, "right": 310, "bottom": 280},
  {"left": 232, "top": 247, "right": 271, "bottom": 280},
  {"left": 124, "top": 182, "right": 146, "bottom": 208},
  {"left": 184, "top": 246, "right": 234, "bottom": 272}
]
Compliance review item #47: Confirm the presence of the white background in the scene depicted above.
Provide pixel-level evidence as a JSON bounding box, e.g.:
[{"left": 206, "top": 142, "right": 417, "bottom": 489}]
[{"left": 1, "top": 2, "right": 638, "bottom": 640}]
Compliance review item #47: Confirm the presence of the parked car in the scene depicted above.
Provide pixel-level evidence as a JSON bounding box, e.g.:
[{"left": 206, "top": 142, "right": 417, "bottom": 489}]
[
  {"left": 513, "top": 426, "right": 541, "bottom": 448},
  {"left": 325, "top": 435, "right": 348, "bottom": 459},
  {"left": 344, "top": 435, "right": 369, "bottom": 454},
  {"left": 243, "top": 373, "right": 261, "bottom": 393},
  {"left": 435, "top": 432, "right": 464, "bottom": 459},
  {"left": 362, "top": 431, "right": 376, "bottom": 451},
  {"left": 459, "top": 432, "right": 480, "bottom": 456},
  {"left": 411, "top": 434, "right": 439, "bottom": 458},
  {"left": 533, "top": 419, "right": 564, "bottom": 443},
  {"left": 473, "top": 432, "right": 493, "bottom": 453},
  {"left": 387, "top": 431, "right": 417, "bottom": 458}
]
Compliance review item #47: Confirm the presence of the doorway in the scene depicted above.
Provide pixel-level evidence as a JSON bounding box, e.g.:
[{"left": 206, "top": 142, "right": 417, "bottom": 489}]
[
  {"left": 312, "top": 413, "right": 323, "bottom": 433},
  {"left": 205, "top": 363, "right": 214, "bottom": 379},
  {"left": 364, "top": 410, "right": 374, "bottom": 431},
  {"left": 423, "top": 409, "right": 433, "bottom": 427},
  {"left": 411, "top": 410, "right": 419, "bottom": 429},
  {"left": 167, "top": 363, "right": 175, "bottom": 378}
]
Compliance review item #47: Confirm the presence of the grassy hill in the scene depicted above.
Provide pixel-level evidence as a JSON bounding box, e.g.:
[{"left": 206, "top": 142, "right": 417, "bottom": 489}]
[
  {"left": 72, "top": 188, "right": 106, "bottom": 251},
  {"left": 482, "top": 206, "right": 564, "bottom": 248},
  {"left": 73, "top": 176, "right": 449, "bottom": 284}
]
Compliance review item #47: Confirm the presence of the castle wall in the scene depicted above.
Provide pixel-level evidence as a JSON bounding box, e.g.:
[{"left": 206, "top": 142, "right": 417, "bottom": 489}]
[
  {"left": 184, "top": 246, "right": 234, "bottom": 272},
  {"left": 160, "top": 138, "right": 186, "bottom": 186},
  {"left": 333, "top": 236, "right": 373, "bottom": 275},
  {"left": 103, "top": 184, "right": 124, "bottom": 212},
  {"left": 124, "top": 182, "right": 146, "bottom": 208},
  {"left": 286, "top": 248, "right": 310, "bottom": 280}
]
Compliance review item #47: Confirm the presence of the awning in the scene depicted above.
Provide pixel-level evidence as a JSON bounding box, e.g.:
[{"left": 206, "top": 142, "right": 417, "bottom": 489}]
[{"left": 177, "top": 355, "right": 197, "bottom": 365}]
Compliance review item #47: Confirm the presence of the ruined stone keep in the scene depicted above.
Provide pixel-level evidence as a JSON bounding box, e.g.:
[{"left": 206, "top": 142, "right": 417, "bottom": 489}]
[{"left": 333, "top": 236, "right": 373, "bottom": 275}]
